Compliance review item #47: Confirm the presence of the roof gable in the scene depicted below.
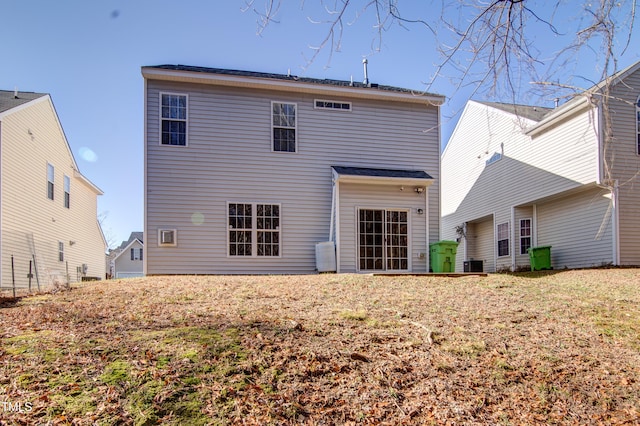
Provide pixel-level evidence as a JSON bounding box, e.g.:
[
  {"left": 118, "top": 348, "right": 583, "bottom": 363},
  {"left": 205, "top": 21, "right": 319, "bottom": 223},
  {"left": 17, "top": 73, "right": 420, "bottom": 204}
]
[{"left": 0, "top": 90, "right": 47, "bottom": 115}]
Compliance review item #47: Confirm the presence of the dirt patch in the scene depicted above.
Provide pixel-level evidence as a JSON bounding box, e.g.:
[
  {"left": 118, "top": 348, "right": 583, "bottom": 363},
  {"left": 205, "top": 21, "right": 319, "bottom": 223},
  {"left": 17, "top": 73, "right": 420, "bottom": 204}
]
[{"left": 1, "top": 270, "right": 639, "bottom": 424}]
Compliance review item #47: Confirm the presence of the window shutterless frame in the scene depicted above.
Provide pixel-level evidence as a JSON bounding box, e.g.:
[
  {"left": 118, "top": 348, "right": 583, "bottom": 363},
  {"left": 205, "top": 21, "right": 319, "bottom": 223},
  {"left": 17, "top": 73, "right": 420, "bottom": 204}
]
[
  {"left": 227, "top": 202, "right": 281, "bottom": 257},
  {"left": 314, "top": 99, "right": 352, "bottom": 111},
  {"left": 158, "top": 229, "right": 177, "bottom": 247},
  {"left": 47, "top": 163, "right": 55, "bottom": 200},
  {"left": 271, "top": 101, "right": 297, "bottom": 153},
  {"left": 159, "top": 92, "right": 188, "bottom": 146}
]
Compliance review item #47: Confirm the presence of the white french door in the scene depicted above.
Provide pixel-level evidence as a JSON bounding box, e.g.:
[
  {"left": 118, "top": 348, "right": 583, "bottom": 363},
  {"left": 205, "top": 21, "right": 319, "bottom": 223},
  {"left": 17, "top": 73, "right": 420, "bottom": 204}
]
[{"left": 358, "top": 209, "right": 409, "bottom": 271}]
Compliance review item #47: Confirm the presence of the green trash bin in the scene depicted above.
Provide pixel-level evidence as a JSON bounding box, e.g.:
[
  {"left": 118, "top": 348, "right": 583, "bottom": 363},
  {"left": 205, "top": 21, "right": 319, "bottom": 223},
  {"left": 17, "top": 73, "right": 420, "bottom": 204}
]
[
  {"left": 430, "top": 240, "right": 459, "bottom": 273},
  {"left": 528, "top": 245, "right": 552, "bottom": 271}
]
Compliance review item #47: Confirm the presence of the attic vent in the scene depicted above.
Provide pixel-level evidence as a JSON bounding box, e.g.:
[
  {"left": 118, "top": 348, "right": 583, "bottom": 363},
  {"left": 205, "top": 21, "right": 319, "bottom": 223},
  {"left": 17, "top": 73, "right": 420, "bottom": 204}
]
[
  {"left": 486, "top": 152, "right": 502, "bottom": 166},
  {"left": 314, "top": 99, "right": 352, "bottom": 111}
]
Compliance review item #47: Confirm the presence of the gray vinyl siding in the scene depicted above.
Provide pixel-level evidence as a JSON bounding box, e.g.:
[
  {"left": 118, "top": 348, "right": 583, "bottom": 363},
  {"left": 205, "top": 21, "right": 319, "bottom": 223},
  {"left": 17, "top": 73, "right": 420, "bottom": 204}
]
[
  {"left": 607, "top": 68, "right": 640, "bottom": 265},
  {"left": 145, "top": 80, "right": 440, "bottom": 274},
  {"left": 536, "top": 187, "right": 613, "bottom": 269},
  {"left": 337, "top": 183, "right": 430, "bottom": 273}
]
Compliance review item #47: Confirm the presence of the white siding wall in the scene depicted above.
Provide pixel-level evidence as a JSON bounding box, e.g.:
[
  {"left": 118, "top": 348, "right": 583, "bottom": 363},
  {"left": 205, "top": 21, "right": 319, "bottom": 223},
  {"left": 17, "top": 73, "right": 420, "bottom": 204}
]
[
  {"left": 145, "top": 80, "right": 440, "bottom": 274},
  {"left": 442, "top": 100, "right": 604, "bottom": 271},
  {"left": 607, "top": 68, "right": 640, "bottom": 265},
  {"left": 536, "top": 188, "right": 613, "bottom": 268},
  {"left": 461, "top": 216, "right": 495, "bottom": 273},
  {"left": 1, "top": 98, "right": 105, "bottom": 290}
]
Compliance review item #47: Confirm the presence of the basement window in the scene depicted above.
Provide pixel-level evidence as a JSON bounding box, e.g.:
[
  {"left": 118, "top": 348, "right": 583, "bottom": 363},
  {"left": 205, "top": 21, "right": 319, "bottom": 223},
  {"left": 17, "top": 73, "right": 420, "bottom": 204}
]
[{"left": 314, "top": 99, "right": 352, "bottom": 111}]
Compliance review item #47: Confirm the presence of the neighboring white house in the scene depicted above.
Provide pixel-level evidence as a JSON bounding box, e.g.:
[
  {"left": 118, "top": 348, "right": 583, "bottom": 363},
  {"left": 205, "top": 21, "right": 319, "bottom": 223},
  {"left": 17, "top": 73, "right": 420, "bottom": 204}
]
[
  {"left": 142, "top": 64, "right": 445, "bottom": 274},
  {"left": 0, "top": 90, "right": 106, "bottom": 292},
  {"left": 110, "top": 232, "right": 144, "bottom": 278},
  {"left": 441, "top": 61, "right": 640, "bottom": 272}
]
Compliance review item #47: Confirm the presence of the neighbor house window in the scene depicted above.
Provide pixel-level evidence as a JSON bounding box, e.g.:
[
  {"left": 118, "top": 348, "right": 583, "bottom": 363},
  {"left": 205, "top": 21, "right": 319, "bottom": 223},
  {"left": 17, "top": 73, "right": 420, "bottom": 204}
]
[
  {"left": 161, "top": 93, "right": 187, "bottom": 146},
  {"left": 58, "top": 241, "right": 64, "bottom": 262},
  {"left": 497, "top": 222, "right": 510, "bottom": 257},
  {"left": 272, "top": 102, "right": 296, "bottom": 152},
  {"left": 520, "top": 219, "right": 532, "bottom": 255},
  {"left": 47, "top": 163, "right": 55, "bottom": 200},
  {"left": 131, "top": 247, "right": 143, "bottom": 261},
  {"left": 64, "top": 175, "right": 70, "bottom": 208},
  {"left": 158, "top": 229, "right": 177, "bottom": 247},
  {"left": 228, "top": 202, "right": 280, "bottom": 257}
]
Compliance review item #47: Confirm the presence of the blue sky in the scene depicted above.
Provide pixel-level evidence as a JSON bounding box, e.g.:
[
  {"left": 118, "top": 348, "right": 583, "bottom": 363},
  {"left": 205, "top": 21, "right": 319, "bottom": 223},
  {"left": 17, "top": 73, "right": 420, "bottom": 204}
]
[{"left": 2, "top": 1, "right": 639, "bottom": 248}]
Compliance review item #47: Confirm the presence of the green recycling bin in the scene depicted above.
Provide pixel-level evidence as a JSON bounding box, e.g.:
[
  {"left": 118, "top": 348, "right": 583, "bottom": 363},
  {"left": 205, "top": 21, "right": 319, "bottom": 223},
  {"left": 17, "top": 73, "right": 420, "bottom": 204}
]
[
  {"left": 430, "top": 240, "right": 459, "bottom": 273},
  {"left": 528, "top": 245, "right": 552, "bottom": 271}
]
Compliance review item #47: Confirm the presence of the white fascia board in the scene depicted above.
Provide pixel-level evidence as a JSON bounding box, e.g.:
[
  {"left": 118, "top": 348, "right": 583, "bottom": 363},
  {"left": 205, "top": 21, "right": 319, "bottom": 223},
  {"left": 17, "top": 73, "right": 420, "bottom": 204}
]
[
  {"left": 141, "top": 68, "right": 445, "bottom": 106},
  {"left": 334, "top": 173, "right": 434, "bottom": 187},
  {"left": 525, "top": 95, "right": 592, "bottom": 137},
  {"left": 74, "top": 170, "right": 104, "bottom": 195}
]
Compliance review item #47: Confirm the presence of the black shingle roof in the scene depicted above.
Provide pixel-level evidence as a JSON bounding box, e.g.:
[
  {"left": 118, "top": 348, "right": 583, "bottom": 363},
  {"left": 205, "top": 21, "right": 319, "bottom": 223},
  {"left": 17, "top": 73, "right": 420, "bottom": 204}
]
[
  {"left": 0, "top": 90, "right": 46, "bottom": 114},
  {"left": 147, "top": 64, "right": 440, "bottom": 96},
  {"left": 478, "top": 101, "right": 553, "bottom": 122},
  {"left": 332, "top": 166, "right": 432, "bottom": 180}
]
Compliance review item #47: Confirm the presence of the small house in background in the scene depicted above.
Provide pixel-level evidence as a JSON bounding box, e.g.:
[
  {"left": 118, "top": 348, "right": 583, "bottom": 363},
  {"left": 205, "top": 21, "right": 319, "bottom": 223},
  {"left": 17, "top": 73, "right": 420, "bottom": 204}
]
[
  {"left": 441, "top": 61, "right": 640, "bottom": 272},
  {"left": 109, "top": 232, "right": 144, "bottom": 279},
  {"left": 142, "top": 64, "right": 444, "bottom": 274},
  {"left": 0, "top": 90, "right": 106, "bottom": 292}
]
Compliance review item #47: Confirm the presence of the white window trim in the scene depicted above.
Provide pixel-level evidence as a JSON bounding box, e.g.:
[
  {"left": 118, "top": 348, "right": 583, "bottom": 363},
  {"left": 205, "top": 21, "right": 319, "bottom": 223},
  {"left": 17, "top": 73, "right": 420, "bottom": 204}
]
[
  {"left": 158, "top": 229, "right": 177, "bottom": 247},
  {"left": 497, "top": 221, "right": 510, "bottom": 258},
  {"left": 314, "top": 99, "right": 352, "bottom": 111},
  {"left": 519, "top": 218, "right": 532, "bottom": 255},
  {"left": 47, "top": 163, "right": 55, "bottom": 201},
  {"left": 63, "top": 175, "right": 70, "bottom": 208},
  {"left": 159, "top": 92, "right": 188, "bottom": 147},
  {"left": 271, "top": 101, "right": 297, "bottom": 153},
  {"left": 227, "top": 201, "right": 282, "bottom": 258}
]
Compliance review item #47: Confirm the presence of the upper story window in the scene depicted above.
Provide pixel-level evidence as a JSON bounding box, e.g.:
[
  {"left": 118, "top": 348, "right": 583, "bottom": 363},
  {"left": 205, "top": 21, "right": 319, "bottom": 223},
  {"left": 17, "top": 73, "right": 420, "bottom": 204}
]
[
  {"left": 131, "top": 247, "right": 143, "bottom": 261},
  {"left": 47, "top": 163, "right": 55, "bottom": 200},
  {"left": 58, "top": 241, "right": 64, "bottom": 262},
  {"left": 161, "top": 93, "right": 187, "bottom": 146},
  {"left": 497, "top": 222, "right": 510, "bottom": 257},
  {"left": 636, "top": 96, "right": 640, "bottom": 155},
  {"left": 272, "top": 102, "right": 296, "bottom": 152},
  {"left": 64, "top": 175, "right": 70, "bottom": 208},
  {"left": 314, "top": 99, "right": 352, "bottom": 111}
]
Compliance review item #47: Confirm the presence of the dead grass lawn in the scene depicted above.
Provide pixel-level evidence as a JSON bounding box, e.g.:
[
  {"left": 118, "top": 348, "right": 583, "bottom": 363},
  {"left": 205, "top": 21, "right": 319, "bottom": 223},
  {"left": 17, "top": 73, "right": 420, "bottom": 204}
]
[{"left": 1, "top": 269, "right": 639, "bottom": 425}]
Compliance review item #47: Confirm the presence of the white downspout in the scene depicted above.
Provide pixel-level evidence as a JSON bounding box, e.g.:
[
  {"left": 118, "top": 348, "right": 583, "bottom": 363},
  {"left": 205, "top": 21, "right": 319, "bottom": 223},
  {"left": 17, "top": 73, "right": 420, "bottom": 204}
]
[
  {"left": 511, "top": 206, "right": 516, "bottom": 271},
  {"left": 335, "top": 179, "right": 341, "bottom": 273},
  {"left": 612, "top": 180, "right": 620, "bottom": 265},
  {"left": 425, "top": 186, "right": 429, "bottom": 273},
  {"left": 329, "top": 175, "right": 336, "bottom": 242},
  {"left": 532, "top": 205, "right": 538, "bottom": 247}
]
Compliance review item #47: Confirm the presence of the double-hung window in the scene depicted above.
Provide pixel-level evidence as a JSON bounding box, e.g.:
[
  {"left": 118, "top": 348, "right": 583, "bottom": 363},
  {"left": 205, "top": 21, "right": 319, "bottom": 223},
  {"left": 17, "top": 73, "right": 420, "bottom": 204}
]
[
  {"left": 519, "top": 219, "right": 532, "bottom": 255},
  {"left": 497, "top": 222, "right": 510, "bottom": 257},
  {"left": 272, "top": 102, "right": 296, "bottom": 152},
  {"left": 228, "top": 202, "right": 280, "bottom": 257},
  {"left": 161, "top": 93, "right": 187, "bottom": 146},
  {"left": 58, "top": 242, "right": 64, "bottom": 262},
  {"left": 131, "top": 247, "right": 143, "bottom": 261},
  {"left": 64, "top": 175, "right": 70, "bottom": 208},
  {"left": 47, "top": 163, "right": 55, "bottom": 200}
]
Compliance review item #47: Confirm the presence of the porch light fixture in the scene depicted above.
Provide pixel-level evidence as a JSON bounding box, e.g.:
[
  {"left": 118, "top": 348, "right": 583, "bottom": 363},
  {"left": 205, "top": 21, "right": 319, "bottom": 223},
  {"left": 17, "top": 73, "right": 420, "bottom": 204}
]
[
  {"left": 417, "top": 208, "right": 424, "bottom": 215},
  {"left": 414, "top": 187, "right": 425, "bottom": 194}
]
